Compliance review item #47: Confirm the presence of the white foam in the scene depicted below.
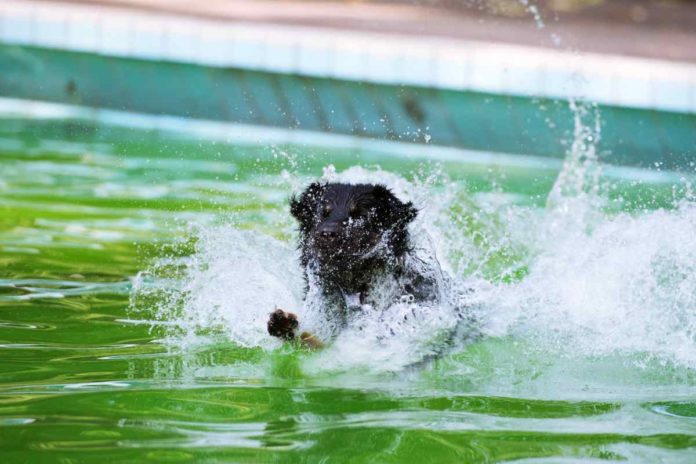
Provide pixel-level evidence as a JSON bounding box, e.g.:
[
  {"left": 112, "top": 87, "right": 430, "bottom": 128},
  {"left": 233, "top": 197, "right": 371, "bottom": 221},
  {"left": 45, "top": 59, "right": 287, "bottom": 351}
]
[
  {"left": 132, "top": 150, "right": 696, "bottom": 371},
  {"left": 483, "top": 199, "right": 696, "bottom": 366},
  {"left": 473, "top": 101, "right": 696, "bottom": 369},
  {"left": 132, "top": 225, "right": 304, "bottom": 349},
  {"left": 186, "top": 227, "right": 306, "bottom": 348}
]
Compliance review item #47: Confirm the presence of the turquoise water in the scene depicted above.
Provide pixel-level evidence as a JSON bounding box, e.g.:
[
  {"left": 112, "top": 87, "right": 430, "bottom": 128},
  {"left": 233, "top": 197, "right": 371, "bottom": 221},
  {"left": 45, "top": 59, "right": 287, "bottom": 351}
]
[{"left": 1, "top": 106, "right": 695, "bottom": 462}]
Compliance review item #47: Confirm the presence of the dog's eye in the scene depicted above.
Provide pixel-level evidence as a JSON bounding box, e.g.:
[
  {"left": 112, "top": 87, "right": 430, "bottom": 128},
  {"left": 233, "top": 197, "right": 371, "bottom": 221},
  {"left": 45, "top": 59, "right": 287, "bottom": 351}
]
[{"left": 322, "top": 203, "right": 332, "bottom": 217}]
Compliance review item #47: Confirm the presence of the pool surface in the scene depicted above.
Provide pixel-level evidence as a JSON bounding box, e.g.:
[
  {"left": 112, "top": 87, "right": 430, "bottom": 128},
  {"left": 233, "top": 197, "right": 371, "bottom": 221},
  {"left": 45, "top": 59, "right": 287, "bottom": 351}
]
[{"left": 1, "top": 110, "right": 695, "bottom": 462}]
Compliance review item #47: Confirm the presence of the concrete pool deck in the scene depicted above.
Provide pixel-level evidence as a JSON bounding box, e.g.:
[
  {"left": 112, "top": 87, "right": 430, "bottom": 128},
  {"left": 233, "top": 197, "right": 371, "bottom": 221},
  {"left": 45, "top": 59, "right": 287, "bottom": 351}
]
[{"left": 26, "top": 0, "right": 696, "bottom": 63}]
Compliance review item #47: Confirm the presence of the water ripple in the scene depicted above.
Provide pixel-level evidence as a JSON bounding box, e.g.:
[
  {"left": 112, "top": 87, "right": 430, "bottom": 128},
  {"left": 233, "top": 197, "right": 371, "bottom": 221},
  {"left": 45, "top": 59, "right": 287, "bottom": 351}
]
[{"left": 0, "top": 279, "right": 132, "bottom": 301}]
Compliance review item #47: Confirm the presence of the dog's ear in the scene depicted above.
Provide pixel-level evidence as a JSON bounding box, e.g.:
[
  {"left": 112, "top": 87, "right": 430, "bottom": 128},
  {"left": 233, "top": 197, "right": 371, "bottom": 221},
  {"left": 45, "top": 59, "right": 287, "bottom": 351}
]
[
  {"left": 290, "top": 182, "right": 325, "bottom": 231},
  {"left": 372, "top": 185, "right": 418, "bottom": 226}
]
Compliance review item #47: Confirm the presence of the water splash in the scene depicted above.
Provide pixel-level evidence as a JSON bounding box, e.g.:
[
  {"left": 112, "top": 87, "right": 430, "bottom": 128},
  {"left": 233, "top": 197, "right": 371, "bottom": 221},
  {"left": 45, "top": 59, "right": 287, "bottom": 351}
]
[
  {"left": 473, "top": 98, "right": 696, "bottom": 369},
  {"left": 131, "top": 114, "right": 696, "bottom": 371},
  {"left": 548, "top": 99, "right": 602, "bottom": 205},
  {"left": 518, "top": 0, "right": 546, "bottom": 29},
  {"left": 133, "top": 165, "right": 475, "bottom": 370},
  {"left": 132, "top": 226, "right": 304, "bottom": 348},
  {"left": 481, "top": 200, "right": 696, "bottom": 364}
]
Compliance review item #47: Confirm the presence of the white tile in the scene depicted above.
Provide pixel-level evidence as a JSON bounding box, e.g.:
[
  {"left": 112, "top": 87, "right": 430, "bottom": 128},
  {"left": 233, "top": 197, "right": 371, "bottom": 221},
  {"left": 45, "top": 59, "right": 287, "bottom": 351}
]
[
  {"left": 542, "top": 67, "right": 582, "bottom": 100},
  {"left": 263, "top": 36, "right": 296, "bottom": 74},
  {"left": 32, "top": 9, "right": 68, "bottom": 49},
  {"left": 396, "top": 46, "right": 432, "bottom": 87},
  {"left": 196, "top": 28, "right": 233, "bottom": 66},
  {"left": 99, "top": 16, "right": 132, "bottom": 56},
  {"left": 581, "top": 70, "right": 616, "bottom": 106},
  {"left": 2, "top": 10, "right": 33, "bottom": 44},
  {"left": 613, "top": 75, "right": 653, "bottom": 109},
  {"left": 469, "top": 58, "right": 506, "bottom": 94},
  {"left": 690, "top": 85, "right": 696, "bottom": 114},
  {"left": 501, "top": 65, "right": 543, "bottom": 98},
  {"left": 66, "top": 12, "right": 100, "bottom": 53},
  {"left": 0, "top": 11, "right": 5, "bottom": 43},
  {"left": 330, "top": 39, "right": 366, "bottom": 81},
  {"left": 230, "top": 32, "right": 266, "bottom": 69},
  {"left": 432, "top": 50, "right": 470, "bottom": 90},
  {"left": 363, "top": 42, "right": 401, "bottom": 84},
  {"left": 297, "top": 38, "right": 333, "bottom": 77},
  {"left": 651, "top": 79, "right": 691, "bottom": 113},
  {"left": 161, "top": 19, "right": 200, "bottom": 63},
  {"left": 130, "top": 18, "right": 165, "bottom": 60}
]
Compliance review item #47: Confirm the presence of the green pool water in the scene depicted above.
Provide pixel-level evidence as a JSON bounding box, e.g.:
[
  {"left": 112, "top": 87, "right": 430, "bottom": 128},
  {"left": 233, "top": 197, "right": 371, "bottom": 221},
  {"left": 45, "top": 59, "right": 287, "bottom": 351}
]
[{"left": 1, "top": 112, "right": 695, "bottom": 463}]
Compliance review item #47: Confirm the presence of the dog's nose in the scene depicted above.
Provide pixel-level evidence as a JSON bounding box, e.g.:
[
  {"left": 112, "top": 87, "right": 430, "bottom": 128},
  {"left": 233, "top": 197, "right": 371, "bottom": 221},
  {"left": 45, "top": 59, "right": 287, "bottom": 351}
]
[{"left": 317, "top": 223, "right": 339, "bottom": 238}]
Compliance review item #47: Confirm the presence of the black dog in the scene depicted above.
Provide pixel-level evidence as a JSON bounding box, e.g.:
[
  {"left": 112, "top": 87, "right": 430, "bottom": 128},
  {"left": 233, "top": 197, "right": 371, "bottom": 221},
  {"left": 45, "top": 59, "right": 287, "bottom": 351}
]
[{"left": 268, "top": 182, "right": 446, "bottom": 345}]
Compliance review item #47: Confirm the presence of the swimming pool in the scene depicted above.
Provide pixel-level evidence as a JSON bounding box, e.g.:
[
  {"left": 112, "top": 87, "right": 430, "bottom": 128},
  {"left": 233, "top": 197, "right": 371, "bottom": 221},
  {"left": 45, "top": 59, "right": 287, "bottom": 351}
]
[{"left": 1, "top": 106, "right": 695, "bottom": 462}]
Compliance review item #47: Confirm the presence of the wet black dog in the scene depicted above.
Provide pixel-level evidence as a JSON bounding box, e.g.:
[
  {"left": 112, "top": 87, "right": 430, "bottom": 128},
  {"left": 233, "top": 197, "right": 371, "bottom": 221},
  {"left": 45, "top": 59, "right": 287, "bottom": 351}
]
[{"left": 268, "top": 182, "right": 442, "bottom": 345}]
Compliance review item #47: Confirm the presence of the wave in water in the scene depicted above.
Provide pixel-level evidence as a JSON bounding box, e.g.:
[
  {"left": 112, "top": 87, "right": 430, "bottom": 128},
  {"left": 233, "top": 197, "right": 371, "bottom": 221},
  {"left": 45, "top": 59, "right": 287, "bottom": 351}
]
[
  {"left": 131, "top": 164, "right": 695, "bottom": 373},
  {"left": 132, "top": 104, "right": 696, "bottom": 371}
]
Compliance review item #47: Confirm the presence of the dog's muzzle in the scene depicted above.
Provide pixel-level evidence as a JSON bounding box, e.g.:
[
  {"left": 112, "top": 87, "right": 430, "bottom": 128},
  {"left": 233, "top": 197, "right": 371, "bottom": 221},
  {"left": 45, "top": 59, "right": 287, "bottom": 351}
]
[{"left": 316, "top": 222, "right": 340, "bottom": 239}]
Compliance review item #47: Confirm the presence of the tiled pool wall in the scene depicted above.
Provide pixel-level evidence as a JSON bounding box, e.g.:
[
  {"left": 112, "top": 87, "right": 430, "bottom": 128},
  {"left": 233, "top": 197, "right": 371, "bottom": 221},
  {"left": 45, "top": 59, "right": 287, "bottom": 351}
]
[{"left": 1, "top": 0, "right": 695, "bottom": 170}]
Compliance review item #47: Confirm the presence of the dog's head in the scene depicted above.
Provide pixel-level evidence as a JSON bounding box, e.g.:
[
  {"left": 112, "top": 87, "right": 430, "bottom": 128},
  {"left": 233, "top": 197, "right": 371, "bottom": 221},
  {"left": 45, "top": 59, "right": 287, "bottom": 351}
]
[{"left": 290, "top": 182, "right": 418, "bottom": 266}]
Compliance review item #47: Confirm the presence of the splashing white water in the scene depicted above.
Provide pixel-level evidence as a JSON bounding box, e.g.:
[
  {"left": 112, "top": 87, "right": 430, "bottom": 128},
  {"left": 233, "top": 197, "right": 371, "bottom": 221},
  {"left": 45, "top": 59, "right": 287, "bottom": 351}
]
[
  {"left": 518, "top": 0, "right": 546, "bottom": 29},
  {"left": 481, "top": 200, "right": 696, "bottom": 366},
  {"left": 548, "top": 100, "right": 602, "bottom": 204},
  {"left": 132, "top": 116, "right": 696, "bottom": 371},
  {"left": 132, "top": 165, "right": 477, "bottom": 370},
  {"left": 475, "top": 99, "right": 696, "bottom": 368}
]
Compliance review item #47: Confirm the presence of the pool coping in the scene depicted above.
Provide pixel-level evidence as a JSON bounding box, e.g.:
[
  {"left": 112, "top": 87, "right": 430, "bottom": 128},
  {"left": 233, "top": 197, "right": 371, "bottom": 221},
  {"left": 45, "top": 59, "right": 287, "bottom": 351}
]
[{"left": 2, "top": 0, "right": 695, "bottom": 115}]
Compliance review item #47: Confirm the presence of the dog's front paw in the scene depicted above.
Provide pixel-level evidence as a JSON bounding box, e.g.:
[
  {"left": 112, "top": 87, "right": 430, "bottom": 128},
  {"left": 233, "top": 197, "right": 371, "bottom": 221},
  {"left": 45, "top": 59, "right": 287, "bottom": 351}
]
[{"left": 267, "top": 308, "right": 299, "bottom": 340}]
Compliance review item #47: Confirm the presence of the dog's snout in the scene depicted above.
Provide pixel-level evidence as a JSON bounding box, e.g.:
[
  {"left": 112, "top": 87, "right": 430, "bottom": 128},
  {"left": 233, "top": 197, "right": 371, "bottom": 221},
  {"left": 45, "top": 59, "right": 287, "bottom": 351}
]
[{"left": 317, "top": 222, "right": 340, "bottom": 238}]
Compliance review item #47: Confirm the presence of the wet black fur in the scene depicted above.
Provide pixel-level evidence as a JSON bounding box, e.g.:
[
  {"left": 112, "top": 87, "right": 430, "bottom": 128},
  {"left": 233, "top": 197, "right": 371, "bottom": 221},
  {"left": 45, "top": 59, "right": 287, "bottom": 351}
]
[
  {"left": 273, "top": 181, "right": 477, "bottom": 353},
  {"left": 290, "top": 182, "right": 434, "bottom": 308}
]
